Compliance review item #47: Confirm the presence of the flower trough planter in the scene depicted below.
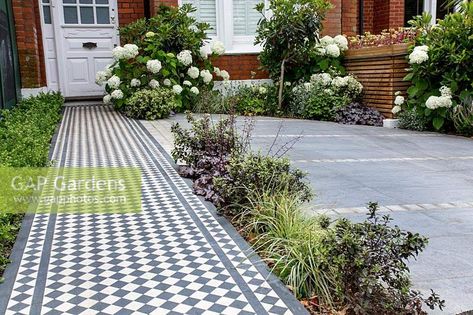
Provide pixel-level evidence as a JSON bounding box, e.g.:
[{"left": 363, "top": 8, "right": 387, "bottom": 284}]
[{"left": 344, "top": 43, "right": 411, "bottom": 119}]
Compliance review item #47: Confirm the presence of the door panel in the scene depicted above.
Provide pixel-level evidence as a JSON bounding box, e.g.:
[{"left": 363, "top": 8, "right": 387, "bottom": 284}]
[{"left": 50, "top": 0, "right": 118, "bottom": 97}]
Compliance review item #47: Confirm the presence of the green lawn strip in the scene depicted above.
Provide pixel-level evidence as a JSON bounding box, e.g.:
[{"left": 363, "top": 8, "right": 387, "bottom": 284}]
[{"left": 0, "top": 92, "right": 64, "bottom": 278}]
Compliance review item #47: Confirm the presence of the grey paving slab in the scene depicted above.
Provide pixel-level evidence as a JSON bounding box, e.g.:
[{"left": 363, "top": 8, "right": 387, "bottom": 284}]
[
  {"left": 0, "top": 107, "right": 306, "bottom": 315},
  {"left": 147, "top": 114, "right": 473, "bottom": 314}
]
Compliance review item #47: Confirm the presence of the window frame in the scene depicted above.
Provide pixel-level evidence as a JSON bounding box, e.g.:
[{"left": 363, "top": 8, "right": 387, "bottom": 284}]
[
  {"left": 178, "top": 0, "right": 268, "bottom": 54},
  {"left": 423, "top": 0, "right": 456, "bottom": 24}
]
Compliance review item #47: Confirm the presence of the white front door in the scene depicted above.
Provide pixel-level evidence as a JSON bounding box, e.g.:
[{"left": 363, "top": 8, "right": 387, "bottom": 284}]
[{"left": 50, "top": 0, "right": 119, "bottom": 97}]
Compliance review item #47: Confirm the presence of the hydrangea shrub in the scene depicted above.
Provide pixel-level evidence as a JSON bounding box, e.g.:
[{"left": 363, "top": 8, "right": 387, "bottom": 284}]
[
  {"left": 289, "top": 72, "right": 363, "bottom": 120},
  {"left": 95, "top": 4, "right": 230, "bottom": 113},
  {"left": 399, "top": 4, "right": 473, "bottom": 132}
]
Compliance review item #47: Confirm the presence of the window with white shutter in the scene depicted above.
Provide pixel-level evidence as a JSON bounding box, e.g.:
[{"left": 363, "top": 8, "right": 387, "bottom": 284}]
[
  {"left": 179, "top": 0, "right": 267, "bottom": 52},
  {"left": 181, "top": 0, "right": 218, "bottom": 36},
  {"left": 233, "top": 0, "right": 262, "bottom": 36}
]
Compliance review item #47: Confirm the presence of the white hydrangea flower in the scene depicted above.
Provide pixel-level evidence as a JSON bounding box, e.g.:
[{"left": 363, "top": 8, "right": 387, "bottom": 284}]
[
  {"left": 392, "top": 105, "right": 402, "bottom": 114},
  {"left": 334, "top": 35, "right": 348, "bottom": 51},
  {"left": 190, "top": 87, "right": 199, "bottom": 95},
  {"left": 107, "top": 75, "right": 121, "bottom": 89},
  {"left": 394, "top": 95, "right": 405, "bottom": 105},
  {"left": 103, "top": 94, "right": 112, "bottom": 104},
  {"left": 220, "top": 70, "right": 230, "bottom": 81},
  {"left": 147, "top": 60, "right": 162, "bottom": 74},
  {"left": 211, "top": 41, "right": 225, "bottom": 55},
  {"left": 95, "top": 71, "right": 109, "bottom": 86},
  {"left": 303, "top": 82, "right": 312, "bottom": 91},
  {"left": 284, "top": 81, "right": 291, "bottom": 87},
  {"left": 123, "top": 44, "right": 139, "bottom": 59},
  {"left": 259, "top": 86, "right": 267, "bottom": 94},
  {"left": 331, "top": 76, "right": 346, "bottom": 88},
  {"left": 145, "top": 31, "right": 155, "bottom": 38},
  {"left": 200, "top": 69, "right": 213, "bottom": 84},
  {"left": 112, "top": 45, "right": 139, "bottom": 60},
  {"left": 324, "top": 88, "right": 334, "bottom": 95},
  {"left": 325, "top": 44, "right": 341, "bottom": 58},
  {"left": 213, "top": 67, "right": 221, "bottom": 76},
  {"left": 409, "top": 48, "right": 429, "bottom": 64},
  {"left": 311, "top": 73, "right": 332, "bottom": 86},
  {"left": 199, "top": 45, "right": 211, "bottom": 59},
  {"left": 112, "top": 46, "right": 127, "bottom": 60},
  {"left": 345, "top": 76, "right": 363, "bottom": 94},
  {"left": 183, "top": 80, "right": 192, "bottom": 86},
  {"left": 416, "top": 45, "right": 429, "bottom": 52},
  {"left": 439, "top": 86, "right": 451, "bottom": 97},
  {"left": 395, "top": 90, "right": 402, "bottom": 96},
  {"left": 187, "top": 66, "right": 200, "bottom": 79},
  {"left": 320, "top": 35, "right": 334, "bottom": 46},
  {"left": 111, "top": 89, "right": 124, "bottom": 99},
  {"left": 315, "top": 46, "right": 326, "bottom": 56},
  {"left": 188, "top": 24, "right": 198, "bottom": 32},
  {"left": 130, "top": 78, "right": 141, "bottom": 87},
  {"left": 177, "top": 50, "right": 193, "bottom": 66},
  {"left": 425, "top": 95, "right": 453, "bottom": 109},
  {"left": 172, "top": 84, "right": 183, "bottom": 94},
  {"left": 149, "top": 79, "right": 160, "bottom": 89},
  {"left": 163, "top": 79, "right": 172, "bottom": 86}
]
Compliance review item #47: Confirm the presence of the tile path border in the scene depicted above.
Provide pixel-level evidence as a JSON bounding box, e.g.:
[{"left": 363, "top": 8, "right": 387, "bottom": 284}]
[{"left": 0, "top": 105, "right": 306, "bottom": 315}]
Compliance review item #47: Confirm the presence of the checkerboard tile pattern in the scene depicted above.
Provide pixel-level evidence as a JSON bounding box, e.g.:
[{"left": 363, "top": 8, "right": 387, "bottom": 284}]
[{"left": 2, "top": 105, "right": 304, "bottom": 315}]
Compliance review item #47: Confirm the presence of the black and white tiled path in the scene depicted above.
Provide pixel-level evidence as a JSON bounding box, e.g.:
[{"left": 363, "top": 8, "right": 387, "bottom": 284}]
[{"left": 0, "top": 105, "right": 306, "bottom": 315}]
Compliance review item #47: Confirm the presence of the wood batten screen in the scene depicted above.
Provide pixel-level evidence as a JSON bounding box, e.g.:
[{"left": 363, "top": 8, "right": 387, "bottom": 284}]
[{"left": 344, "top": 43, "right": 411, "bottom": 118}]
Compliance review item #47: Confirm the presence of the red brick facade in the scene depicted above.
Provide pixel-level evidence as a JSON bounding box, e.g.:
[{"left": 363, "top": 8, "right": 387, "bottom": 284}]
[
  {"left": 12, "top": 0, "right": 406, "bottom": 88},
  {"left": 117, "top": 0, "right": 146, "bottom": 26},
  {"left": 12, "top": 0, "right": 46, "bottom": 88}
]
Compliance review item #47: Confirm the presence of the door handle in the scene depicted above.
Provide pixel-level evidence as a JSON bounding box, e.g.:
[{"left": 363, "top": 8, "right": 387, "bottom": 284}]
[{"left": 83, "top": 42, "right": 97, "bottom": 49}]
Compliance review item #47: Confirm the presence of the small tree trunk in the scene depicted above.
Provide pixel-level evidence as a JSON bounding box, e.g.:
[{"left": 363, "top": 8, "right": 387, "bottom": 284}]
[{"left": 278, "top": 59, "right": 286, "bottom": 109}]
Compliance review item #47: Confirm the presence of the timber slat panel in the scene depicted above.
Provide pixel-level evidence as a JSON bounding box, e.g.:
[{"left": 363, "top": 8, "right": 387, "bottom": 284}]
[{"left": 344, "top": 44, "right": 411, "bottom": 119}]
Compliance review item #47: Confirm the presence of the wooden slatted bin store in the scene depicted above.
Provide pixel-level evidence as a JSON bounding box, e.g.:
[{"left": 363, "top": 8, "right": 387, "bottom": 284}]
[{"left": 344, "top": 43, "right": 411, "bottom": 118}]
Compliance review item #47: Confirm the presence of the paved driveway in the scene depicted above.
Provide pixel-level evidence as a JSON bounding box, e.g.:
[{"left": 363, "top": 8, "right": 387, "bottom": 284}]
[{"left": 144, "top": 115, "right": 473, "bottom": 315}]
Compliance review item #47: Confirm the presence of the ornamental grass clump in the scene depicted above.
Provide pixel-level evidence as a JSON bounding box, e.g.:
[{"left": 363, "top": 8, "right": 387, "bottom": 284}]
[{"left": 241, "top": 191, "right": 337, "bottom": 306}]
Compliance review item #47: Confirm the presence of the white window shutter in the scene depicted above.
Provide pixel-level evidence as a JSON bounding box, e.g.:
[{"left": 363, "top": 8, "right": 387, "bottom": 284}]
[
  {"left": 182, "top": 0, "right": 217, "bottom": 36},
  {"left": 233, "top": 0, "right": 262, "bottom": 36}
]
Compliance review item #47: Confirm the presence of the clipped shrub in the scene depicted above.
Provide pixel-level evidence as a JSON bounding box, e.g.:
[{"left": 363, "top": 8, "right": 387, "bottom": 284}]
[
  {"left": 123, "top": 88, "right": 176, "bottom": 120},
  {"left": 0, "top": 92, "right": 64, "bottom": 167},
  {"left": 398, "top": 107, "right": 429, "bottom": 131},
  {"left": 325, "top": 203, "right": 445, "bottom": 314},
  {"left": 214, "top": 152, "right": 313, "bottom": 216},
  {"left": 0, "top": 92, "right": 64, "bottom": 276},
  {"left": 334, "top": 102, "right": 384, "bottom": 126}
]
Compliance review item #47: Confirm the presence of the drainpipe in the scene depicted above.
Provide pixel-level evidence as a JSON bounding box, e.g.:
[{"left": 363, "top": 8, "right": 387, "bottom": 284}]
[
  {"left": 144, "top": 0, "right": 151, "bottom": 19},
  {"left": 359, "top": 0, "right": 364, "bottom": 35}
]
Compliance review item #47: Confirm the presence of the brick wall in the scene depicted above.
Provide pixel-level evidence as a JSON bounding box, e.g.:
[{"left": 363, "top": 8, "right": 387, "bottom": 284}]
[
  {"left": 212, "top": 54, "right": 267, "bottom": 80},
  {"left": 12, "top": 0, "right": 46, "bottom": 88},
  {"left": 117, "top": 0, "right": 146, "bottom": 26},
  {"left": 341, "top": 0, "right": 358, "bottom": 35},
  {"left": 373, "top": 0, "right": 405, "bottom": 33},
  {"left": 322, "top": 0, "right": 342, "bottom": 35}
]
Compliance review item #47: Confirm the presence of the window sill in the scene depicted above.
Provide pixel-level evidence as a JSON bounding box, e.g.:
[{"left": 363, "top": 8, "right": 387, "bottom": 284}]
[{"left": 224, "top": 45, "right": 262, "bottom": 55}]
